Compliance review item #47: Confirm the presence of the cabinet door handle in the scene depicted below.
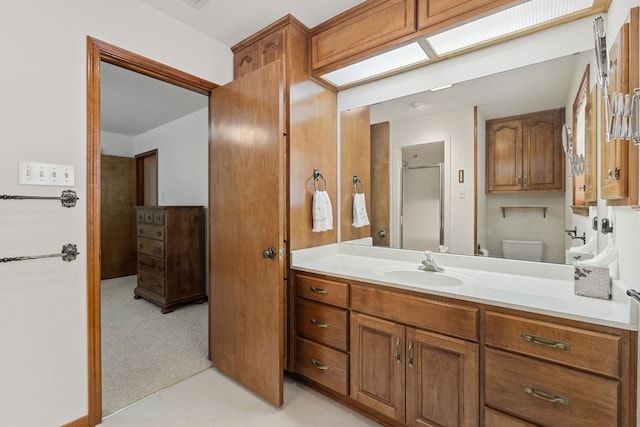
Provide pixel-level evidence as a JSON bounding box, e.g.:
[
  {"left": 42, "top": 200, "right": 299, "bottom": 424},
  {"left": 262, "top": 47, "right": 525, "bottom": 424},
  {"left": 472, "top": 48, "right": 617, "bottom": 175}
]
[
  {"left": 310, "top": 286, "right": 328, "bottom": 294},
  {"left": 311, "top": 358, "right": 329, "bottom": 370},
  {"left": 395, "top": 336, "right": 402, "bottom": 364},
  {"left": 521, "top": 333, "right": 570, "bottom": 351},
  {"left": 522, "top": 385, "right": 570, "bottom": 406},
  {"left": 310, "top": 318, "right": 329, "bottom": 328},
  {"left": 408, "top": 340, "right": 414, "bottom": 368},
  {"left": 523, "top": 176, "right": 528, "bottom": 186}
]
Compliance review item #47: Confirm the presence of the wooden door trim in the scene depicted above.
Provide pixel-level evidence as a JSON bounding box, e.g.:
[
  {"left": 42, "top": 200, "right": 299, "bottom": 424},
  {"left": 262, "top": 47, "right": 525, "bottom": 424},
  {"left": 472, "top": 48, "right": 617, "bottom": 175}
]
[{"left": 86, "top": 36, "right": 217, "bottom": 426}]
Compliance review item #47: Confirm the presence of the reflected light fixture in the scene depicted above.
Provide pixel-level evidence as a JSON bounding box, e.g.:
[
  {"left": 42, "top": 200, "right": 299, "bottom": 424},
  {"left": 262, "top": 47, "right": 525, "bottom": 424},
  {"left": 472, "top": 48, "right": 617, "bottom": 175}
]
[{"left": 430, "top": 84, "right": 453, "bottom": 92}]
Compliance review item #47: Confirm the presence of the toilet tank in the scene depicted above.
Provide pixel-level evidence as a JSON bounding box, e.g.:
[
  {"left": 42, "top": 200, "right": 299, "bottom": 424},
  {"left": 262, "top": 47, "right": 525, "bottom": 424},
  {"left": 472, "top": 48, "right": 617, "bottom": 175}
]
[{"left": 501, "top": 239, "right": 544, "bottom": 262}]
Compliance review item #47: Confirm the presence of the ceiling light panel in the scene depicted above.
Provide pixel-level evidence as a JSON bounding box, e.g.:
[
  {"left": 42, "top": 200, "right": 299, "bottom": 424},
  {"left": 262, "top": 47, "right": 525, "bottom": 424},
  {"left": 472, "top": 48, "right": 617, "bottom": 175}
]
[
  {"left": 426, "top": 0, "right": 594, "bottom": 56},
  {"left": 321, "top": 42, "right": 429, "bottom": 86}
]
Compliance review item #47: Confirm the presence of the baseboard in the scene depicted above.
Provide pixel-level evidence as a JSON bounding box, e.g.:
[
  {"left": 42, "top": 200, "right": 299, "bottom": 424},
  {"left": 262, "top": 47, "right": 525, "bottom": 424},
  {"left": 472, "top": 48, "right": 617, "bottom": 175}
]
[{"left": 61, "top": 415, "right": 89, "bottom": 427}]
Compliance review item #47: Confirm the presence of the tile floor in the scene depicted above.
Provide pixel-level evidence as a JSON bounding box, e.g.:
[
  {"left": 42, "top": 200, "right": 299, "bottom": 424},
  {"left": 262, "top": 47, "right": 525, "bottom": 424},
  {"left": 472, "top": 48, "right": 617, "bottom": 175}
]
[{"left": 101, "top": 368, "right": 380, "bottom": 426}]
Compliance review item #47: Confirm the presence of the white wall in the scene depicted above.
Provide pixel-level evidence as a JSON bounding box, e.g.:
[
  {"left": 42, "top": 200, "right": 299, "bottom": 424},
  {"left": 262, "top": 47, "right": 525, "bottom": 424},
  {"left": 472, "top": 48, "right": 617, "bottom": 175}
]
[
  {"left": 0, "top": 1, "right": 232, "bottom": 426},
  {"left": 101, "top": 131, "right": 136, "bottom": 157},
  {"left": 135, "top": 108, "right": 209, "bottom": 206}
]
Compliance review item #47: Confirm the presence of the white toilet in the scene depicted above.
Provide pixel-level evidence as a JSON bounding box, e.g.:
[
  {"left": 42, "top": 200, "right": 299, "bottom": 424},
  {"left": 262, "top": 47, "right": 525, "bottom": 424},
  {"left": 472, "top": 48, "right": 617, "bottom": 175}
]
[{"left": 501, "top": 240, "right": 544, "bottom": 262}]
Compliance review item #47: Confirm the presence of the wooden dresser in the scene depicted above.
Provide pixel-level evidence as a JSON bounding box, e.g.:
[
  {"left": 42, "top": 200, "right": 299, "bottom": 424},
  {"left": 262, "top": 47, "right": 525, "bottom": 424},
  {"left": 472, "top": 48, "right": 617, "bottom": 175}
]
[{"left": 135, "top": 206, "right": 206, "bottom": 313}]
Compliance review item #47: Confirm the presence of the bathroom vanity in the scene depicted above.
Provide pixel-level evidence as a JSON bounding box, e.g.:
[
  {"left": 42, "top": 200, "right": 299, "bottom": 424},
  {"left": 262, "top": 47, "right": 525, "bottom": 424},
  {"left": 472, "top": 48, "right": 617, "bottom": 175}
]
[{"left": 289, "top": 244, "right": 638, "bottom": 427}]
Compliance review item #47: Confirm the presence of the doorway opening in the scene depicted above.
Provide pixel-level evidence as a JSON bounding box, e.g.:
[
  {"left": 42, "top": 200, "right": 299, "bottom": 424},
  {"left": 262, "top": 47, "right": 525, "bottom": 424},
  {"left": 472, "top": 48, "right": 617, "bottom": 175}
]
[
  {"left": 136, "top": 149, "right": 158, "bottom": 206},
  {"left": 86, "top": 37, "right": 217, "bottom": 426}
]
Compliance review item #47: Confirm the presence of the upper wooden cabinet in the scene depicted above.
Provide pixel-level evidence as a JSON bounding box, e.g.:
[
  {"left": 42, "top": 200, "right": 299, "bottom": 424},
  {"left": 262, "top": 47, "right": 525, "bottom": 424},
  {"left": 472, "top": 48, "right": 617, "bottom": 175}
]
[
  {"left": 233, "top": 29, "right": 284, "bottom": 79},
  {"left": 311, "top": 0, "right": 416, "bottom": 72},
  {"left": 417, "top": 0, "right": 516, "bottom": 31},
  {"left": 486, "top": 109, "right": 565, "bottom": 193}
]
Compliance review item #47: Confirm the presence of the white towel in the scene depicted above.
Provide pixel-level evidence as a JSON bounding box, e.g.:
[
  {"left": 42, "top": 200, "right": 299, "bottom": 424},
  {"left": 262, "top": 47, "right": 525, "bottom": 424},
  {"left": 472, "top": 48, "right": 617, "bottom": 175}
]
[
  {"left": 352, "top": 193, "right": 370, "bottom": 228},
  {"left": 312, "top": 190, "right": 333, "bottom": 232}
]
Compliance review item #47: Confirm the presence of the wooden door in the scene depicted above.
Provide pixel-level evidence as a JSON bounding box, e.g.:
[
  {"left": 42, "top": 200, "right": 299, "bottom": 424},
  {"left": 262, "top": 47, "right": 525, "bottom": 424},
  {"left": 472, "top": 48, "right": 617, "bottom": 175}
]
[
  {"left": 405, "top": 328, "right": 479, "bottom": 427},
  {"left": 209, "top": 61, "right": 286, "bottom": 406},
  {"left": 371, "top": 122, "right": 390, "bottom": 246},
  {"left": 486, "top": 119, "right": 522, "bottom": 192},
  {"left": 100, "top": 154, "right": 137, "bottom": 279},
  {"left": 350, "top": 313, "right": 405, "bottom": 423}
]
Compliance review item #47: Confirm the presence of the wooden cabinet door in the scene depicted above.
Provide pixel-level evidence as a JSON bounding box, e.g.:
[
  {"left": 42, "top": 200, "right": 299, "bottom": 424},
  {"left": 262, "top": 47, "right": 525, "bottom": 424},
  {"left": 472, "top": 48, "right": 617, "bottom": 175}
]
[
  {"left": 417, "top": 0, "right": 517, "bottom": 32},
  {"left": 233, "top": 44, "right": 259, "bottom": 79},
  {"left": 406, "top": 328, "right": 479, "bottom": 427},
  {"left": 258, "top": 29, "right": 284, "bottom": 70},
  {"left": 350, "top": 313, "right": 405, "bottom": 423},
  {"left": 523, "top": 110, "right": 564, "bottom": 191},
  {"left": 486, "top": 119, "right": 522, "bottom": 192},
  {"left": 601, "top": 22, "right": 630, "bottom": 200},
  {"left": 209, "top": 61, "right": 286, "bottom": 406}
]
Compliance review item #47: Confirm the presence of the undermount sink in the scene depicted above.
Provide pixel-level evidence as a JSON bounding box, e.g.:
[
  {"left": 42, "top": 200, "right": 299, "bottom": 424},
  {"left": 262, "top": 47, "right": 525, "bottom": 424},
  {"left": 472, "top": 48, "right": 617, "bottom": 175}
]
[{"left": 378, "top": 268, "right": 465, "bottom": 287}]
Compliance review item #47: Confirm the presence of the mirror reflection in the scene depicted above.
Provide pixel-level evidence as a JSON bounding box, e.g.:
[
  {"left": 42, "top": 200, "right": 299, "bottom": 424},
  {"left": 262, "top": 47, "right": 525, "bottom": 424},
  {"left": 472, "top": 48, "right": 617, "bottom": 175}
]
[{"left": 340, "top": 50, "right": 597, "bottom": 264}]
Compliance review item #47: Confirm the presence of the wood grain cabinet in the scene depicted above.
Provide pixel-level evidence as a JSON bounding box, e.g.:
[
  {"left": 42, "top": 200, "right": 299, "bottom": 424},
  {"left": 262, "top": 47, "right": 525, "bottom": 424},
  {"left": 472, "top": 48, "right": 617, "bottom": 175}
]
[
  {"left": 293, "top": 272, "right": 350, "bottom": 395},
  {"left": 417, "top": 0, "right": 518, "bottom": 32},
  {"left": 135, "top": 206, "right": 205, "bottom": 313},
  {"left": 486, "top": 109, "right": 565, "bottom": 193},
  {"left": 350, "top": 286, "right": 479, "bottom": 426},
  {"left": 483, "top": 310, "right": 635, "bottom": 426},
  {"left": 233, "top": 29, "right": 284, "bottom": 79}
]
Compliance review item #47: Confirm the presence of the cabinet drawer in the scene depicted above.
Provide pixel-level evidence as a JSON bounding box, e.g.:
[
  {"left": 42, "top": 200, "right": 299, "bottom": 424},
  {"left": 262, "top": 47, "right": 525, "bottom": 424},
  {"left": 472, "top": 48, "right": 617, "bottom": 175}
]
[
  {"left": 296, "top": 298, "right": 348, "bottom": 352},
  {"left": 351, "top": 284, "right": 478, "bottom": 341},
  {"left": 295, "top": 273, "right": 349, "bottom": 308},
  {"left": 485, "top": 348, "right": 619, "bottom": 427},
  {"left": 484, "top": 311, "right": 621, "bottom": 377},
  {"left": 483, "top": 407, "right": 537, "bottom": 427},
  {"left": 137, "top": 224, "right": 165, "bottom": 241},
  {"left": 295, "top": 337, "right": 348, "bottom": 395},
  {"left": 153, "top": 210, "right": 165, "bottom": 224},
  {"left": 137, "top": 272, "right": 165, "bottom": 296},
  {"left": 137, "top": 254, "right": 165, "bottom": 276},
  {"left": 137, "top": 237, "right": 165, "bottom": 258}
]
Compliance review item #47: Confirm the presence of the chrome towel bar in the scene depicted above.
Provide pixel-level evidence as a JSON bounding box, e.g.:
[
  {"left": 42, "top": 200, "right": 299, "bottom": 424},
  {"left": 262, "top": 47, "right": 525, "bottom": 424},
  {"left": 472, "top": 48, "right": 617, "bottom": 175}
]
[
  {"left": 1, "top": 190, "right": 78, "bottom": 207},
  {"left": 1, "top": 244, "right": 79, "bottom": 263}
]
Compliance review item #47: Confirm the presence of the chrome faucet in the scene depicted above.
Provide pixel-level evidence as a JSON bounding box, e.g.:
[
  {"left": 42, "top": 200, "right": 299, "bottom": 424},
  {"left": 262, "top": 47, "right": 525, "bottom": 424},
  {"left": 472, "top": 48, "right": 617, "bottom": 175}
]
[{"left": 419, "top": 251, "right": 444, "bottom": 272}]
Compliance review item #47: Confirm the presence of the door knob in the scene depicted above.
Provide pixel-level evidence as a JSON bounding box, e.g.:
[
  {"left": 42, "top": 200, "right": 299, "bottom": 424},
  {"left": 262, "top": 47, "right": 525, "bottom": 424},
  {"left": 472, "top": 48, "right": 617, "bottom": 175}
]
[
  {"left": 262, "top": 247, "right": 276, "bottom": 259},
  {"left": 378, "top": 230, "right": 386, "bottom": 238}
]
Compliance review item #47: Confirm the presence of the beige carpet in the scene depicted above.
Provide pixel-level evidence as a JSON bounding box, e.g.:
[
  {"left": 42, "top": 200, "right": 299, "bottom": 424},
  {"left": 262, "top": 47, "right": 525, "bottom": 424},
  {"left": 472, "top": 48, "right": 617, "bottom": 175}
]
[{"left": 101, "top": 275, "right": 211, "bottom": 417}]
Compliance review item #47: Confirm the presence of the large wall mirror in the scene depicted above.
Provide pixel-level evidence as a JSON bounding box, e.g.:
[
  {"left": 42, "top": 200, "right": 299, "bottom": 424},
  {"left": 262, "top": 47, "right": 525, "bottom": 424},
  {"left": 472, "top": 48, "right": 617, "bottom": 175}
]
[{"left": 337, "top": 16, "right": 601, "bottom": 265}]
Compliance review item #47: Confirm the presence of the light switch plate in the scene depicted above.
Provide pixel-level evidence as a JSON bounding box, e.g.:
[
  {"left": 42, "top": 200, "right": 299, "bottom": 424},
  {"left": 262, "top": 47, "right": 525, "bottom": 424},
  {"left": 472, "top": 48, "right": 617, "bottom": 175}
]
[{"left": 18, "top": 161, "right": 75, "bottom": 186}]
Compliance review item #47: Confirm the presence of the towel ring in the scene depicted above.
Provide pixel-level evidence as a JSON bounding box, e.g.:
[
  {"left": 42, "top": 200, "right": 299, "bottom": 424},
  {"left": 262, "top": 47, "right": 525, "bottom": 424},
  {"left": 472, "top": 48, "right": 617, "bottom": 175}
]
[
  {"left": 353, "top": 176, "right": 365, "bottom": 194},
  {"left": 313, "top": 168, "right": 327, "bottom": 191}
]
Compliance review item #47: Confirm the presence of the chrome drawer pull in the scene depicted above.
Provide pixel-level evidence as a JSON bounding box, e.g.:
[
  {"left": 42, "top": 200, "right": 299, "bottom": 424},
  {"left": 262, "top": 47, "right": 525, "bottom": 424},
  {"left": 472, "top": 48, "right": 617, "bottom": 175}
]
[
  {"left": 521, "top": 333, "right": 570, "bottom": 351},
  {"left": 310, "top": 318, "right": 329, "bottom": 328},
  {"left": 310, "top": 286, "right": 328, "bottom": 294},
  {"left": 522, "top": 385, "right": 570, "bottom": 406},
  {"left": 311, "top": 359, "right": 329, "bottom": 370}
]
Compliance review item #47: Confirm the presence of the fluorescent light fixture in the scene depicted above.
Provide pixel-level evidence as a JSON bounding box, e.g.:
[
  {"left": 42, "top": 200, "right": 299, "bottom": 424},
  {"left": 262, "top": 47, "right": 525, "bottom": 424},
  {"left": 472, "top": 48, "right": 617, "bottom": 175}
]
[
  {"left": 426, "top": 0, "right": 594, "bottom": 55},
  {"left": 430, "top": 83, "right": 453, "bottom": 92},
  {"left": 321, "top": 42, "right": 429, "bottom": 86}
]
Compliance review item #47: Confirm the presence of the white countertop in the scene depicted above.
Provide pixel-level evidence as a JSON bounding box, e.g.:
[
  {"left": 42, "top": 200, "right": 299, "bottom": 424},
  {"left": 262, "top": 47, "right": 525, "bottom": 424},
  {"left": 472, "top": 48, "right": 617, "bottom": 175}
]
[{"left": 291, "top": 244, "right": 638, "bottom": 331}]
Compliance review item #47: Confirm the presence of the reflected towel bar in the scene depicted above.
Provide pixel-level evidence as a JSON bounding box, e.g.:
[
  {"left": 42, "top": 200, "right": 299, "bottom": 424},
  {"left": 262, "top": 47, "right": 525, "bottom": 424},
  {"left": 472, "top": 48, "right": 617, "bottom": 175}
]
[
  {"left": 1, "top": 190, "right": 78, "bottom": 208},
  {"left": 1, "top": 244, "right": 79, "bottom": 263}
]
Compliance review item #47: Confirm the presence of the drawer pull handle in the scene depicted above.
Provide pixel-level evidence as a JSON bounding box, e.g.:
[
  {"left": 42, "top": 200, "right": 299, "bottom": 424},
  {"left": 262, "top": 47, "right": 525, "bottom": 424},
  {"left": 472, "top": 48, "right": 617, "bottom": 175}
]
[
  {"left": 310, "top": 318, "right": 329, "bottom": 328},
  {"left": 310, "top": 286, "right": 328, "bottom": 294},
  {"left": 522, "top": 385, "right": 570, "bottom": 406},
  {"left": 310, "top": 359, "right": 329, "bottom": 370},
  {"left": 395, "top": 336, "right": 402, "bottom": 364},
  {"left": 139, "top": 228, "right": 144, "bottom": 234},
  {"left": 408, "top": 340, "right": 414, "bottom": 368},
  {"left": 521, "top": 334, "right": 570, "bottom": 351}
]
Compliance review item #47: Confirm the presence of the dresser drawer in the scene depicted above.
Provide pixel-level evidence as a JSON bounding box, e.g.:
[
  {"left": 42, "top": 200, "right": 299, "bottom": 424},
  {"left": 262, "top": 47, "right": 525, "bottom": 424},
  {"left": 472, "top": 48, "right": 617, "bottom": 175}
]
[
  {"left": 484, "top": 407, "right": 537, "bottom": 427},
  {"left": 484, "top": 311, "right": 621, "bottom": 377},
  {"left": 137, "top": 237, "right": 165, "bottom": 258},
  {"left": 351, "top": 283, "right": 478, "bottom": 341},
  {"left": 295, "top": 337, "right": 348, "bottom": 395},
  {"left": 296, "top": 298, "right": 348, "bottom": 352},
  {"left": 485, "top": 348, "right": 619, "bottom": 426},
  {"left": 137, "top": 254, "right": 165, "bottom": 276},
  {"left": 153, "top": 210, "right": 165, "bottom": 224},
  {"left": 295, "top": 273, "right": 349, "bottom": 308},
  {"left": 137, "top": 272, "right": 166, "bottom": 296},
  {"left": 137, "top": 224, "right": 165, "bottom": 240}
]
